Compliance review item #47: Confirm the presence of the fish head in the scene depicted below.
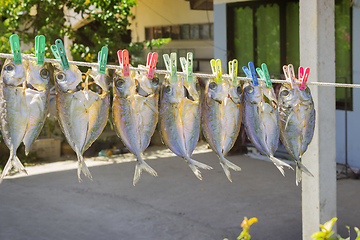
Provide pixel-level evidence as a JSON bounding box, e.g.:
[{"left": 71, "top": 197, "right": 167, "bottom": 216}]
[
  {"left": 134, "top": 66, "right": 160, "bottom": 96},
  {"left": 260, "top": 84, "right": 278, "bottom": 109},
  {"left": 278, "top": 83, "right": 298, "bottom": 107},
  {"left": 26, "top": 60, "right": 51, "bottom": 91},
  {"left": 205, "top": 78, "right": 228, "bottom": 104},
  {"left": 113, "top": 70, "right": 135, "bottom": 98},
  {"left": 161, "top": 75, "right": 183, "bottom": 104},
  {"left": 87, "top": 67, "right": 109, "bottom": 92},
  {"left": 183, "top": 79, "right": 199, "bottom": 102},
  {"left": 53, "top": 63, "right": 82, "bottom": 92},
  {"left": 298, "top": 86, "right": 314, "bottom": 106},
  {"left": 243, "top": 81, "right": 262, "bottom": 104},
  {"left": 1, "top": 58, "right": 27, "bottom": 86},
  {"left": 226, "top": 79, "right": 243, "bottom": 105}
]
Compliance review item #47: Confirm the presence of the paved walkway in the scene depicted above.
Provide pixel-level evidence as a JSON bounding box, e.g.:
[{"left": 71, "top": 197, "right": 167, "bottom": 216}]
[{"left": 0, "top": 145, "right": 359, "bottom": 240}]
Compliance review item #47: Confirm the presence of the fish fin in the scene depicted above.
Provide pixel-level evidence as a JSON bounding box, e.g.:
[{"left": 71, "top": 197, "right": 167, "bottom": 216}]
[
  {"left": 219, "top": 156, "right": 241, "bottom": 182},
  {"left": 76, "top": 152, "right": 92, "bottom": 182},
  {"left": 295, "top": 161, "right": 314, "bottom": 186},
  {"left": 144, "top": 99, "right": 159, "bottom": 114},
  {"left": 284, "top": 112, "right": 293, "bottom": 131},
  {"left": 269, "top": 155, "right": 293, "bottom": 177},
  {"left": 186, "top": 158, "right": 212, "bottom": 180},
  {"left": 0, "top": 154, "right": 27, "bottom": 184},
  {"left": 133, "top": 160, "right": 158, "bottom": 186}
]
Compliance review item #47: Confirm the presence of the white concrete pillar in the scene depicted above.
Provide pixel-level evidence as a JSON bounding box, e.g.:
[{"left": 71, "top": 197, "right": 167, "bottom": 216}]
[
  {"left": 213, "top": 2, "right": 227, "bottom": 72},
  {"left": 300, "top": 0, "right": 337, "bottom": 239}
]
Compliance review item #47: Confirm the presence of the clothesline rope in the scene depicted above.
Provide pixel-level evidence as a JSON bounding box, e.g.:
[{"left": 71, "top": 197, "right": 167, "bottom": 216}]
[{"left": 0, "top": 52, "right": 358, "bottom": 89}]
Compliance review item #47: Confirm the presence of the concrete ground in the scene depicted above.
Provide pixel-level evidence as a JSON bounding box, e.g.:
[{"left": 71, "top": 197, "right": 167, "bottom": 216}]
[{"left": 0, "top": 144, "right": 359, "bottom": 240}]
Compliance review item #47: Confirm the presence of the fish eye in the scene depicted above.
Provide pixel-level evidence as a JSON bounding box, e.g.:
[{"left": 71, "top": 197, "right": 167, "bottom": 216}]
[
  {"left": 152, "top": 77, "right": 159, "bottom": 86},
  {"left": 115, "top": 79, "right": 126, "bottom": 88},
  {"left": 280, "top": 89, "right": 290, "bottom": 97},
  {"left": 40, "top": 69, "right": 49, "bottom": 79},
  {"left": 4, "top": 64, "right": 14, "bottom": 72},
  {"left": 305, "top": 87, "right": 311, "bottom": 96},
  {"left": 209, "top": 82, "right": 217, "bottom": 90},
  {"left": 164, "top": 85, "right": 172, "bottom": 94},
  {"left": 237, "top": 86, "right": 243, "bottom": 95},
  {"left": 55, "top": 72, "right": 66, "bottom": 81},
  {"left": 244, "top": 86, "right": 254, "bottom": 94}
]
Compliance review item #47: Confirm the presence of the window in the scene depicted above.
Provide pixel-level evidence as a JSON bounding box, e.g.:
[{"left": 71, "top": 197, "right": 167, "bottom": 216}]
[{"left": 227, "top": 0, "right": 352, "bottom": 110}]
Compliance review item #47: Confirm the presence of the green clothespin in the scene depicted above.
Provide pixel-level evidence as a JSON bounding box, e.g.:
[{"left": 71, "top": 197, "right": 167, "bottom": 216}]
[
  {"left": 51, "top": 45, "right": 60, "bottom": 60},
  {"left": 228, "top": 59, "right": 238, "bottom": 86},
  {"left": 179, "top": 52, "right": 194, "bottom": 83},
  {"left": 210, "top": 59, "right": 222, "bottom": 84},
  {"left": 10, "top": 34, "right": 22, "bottom": 65},
  {"left": 163, "top": 53, "right": 177, "bottom": 83},
  {"left": 256, "top": 63, "right": 272, "bottom": 87},
  {"left": 55, "top": 39, "right": 69, "bottom": 70},
  {"left": 35, "top": 35, "right": 45, "bottom": 65},
  {"left": 98, "top": 46, "right": 108, "bottom": 74}
]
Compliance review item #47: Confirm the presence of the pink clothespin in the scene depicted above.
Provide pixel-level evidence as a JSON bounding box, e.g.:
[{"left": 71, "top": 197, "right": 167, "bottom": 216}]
[
  {"left": 117, "top": 49, "right": 129, "bottom": 77},
  {"left": 146, "top": 52, "right": 158, "bottom": 79},
  {"left": 298, "top": 66, "right": 310, "bottom": 90}
]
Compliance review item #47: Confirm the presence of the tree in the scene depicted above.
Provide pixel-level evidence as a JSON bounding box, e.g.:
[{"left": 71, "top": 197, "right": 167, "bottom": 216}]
[{"left": 0, "top": 0, "right": 168, "bottom": 64}]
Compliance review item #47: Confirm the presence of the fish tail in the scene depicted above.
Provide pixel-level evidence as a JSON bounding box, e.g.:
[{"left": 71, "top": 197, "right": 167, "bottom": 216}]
[
  {"left": 0, "top": 152, "right": 27, "bottom": 184},
  {"left": 296, "top": 161, "right": 314, "bottom": 186},
  {"left": 186, "top": 157, "right": 212, "bottom": 181},
  {"left": 219, "top": 156, "right": 241, "bottom": 182},
  {"left": 269, "top": 155, "right": 294, "bottom": 177},
  {"left": 76, "top": 152, "right": 92, "bottom": 182},
  {"left": 133, "top": 158, "right": 158, "bottom": 186}
]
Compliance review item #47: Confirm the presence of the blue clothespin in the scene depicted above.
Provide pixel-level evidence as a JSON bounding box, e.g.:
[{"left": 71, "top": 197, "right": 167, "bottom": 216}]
[
  {"left": 10, "top": 34, "right": 22, "bottom": 65},
  {"left": 53, "top": 39, "right": 69, "bottom": 70},
  {"left": 248, "top": 62, "right": 258, "bottom": 86},
  {"left": 242, "top": 66, "right": 251, "bottom": 78},
  {"left": 35, "top": 35, "right": 46, "bottom": 65},
  {"left": 163, "top": 52, "right": 177, "bottom": 83},
  {"left": 98, "top": 46, "right": 108, "bottom": 74},
  {"left": 256, "top": 63, "right": 272, "bottom": 87}
]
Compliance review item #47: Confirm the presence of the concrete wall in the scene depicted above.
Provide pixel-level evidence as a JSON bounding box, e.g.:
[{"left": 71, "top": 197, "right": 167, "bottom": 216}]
[
  {"left": 335, "top": 7, "right": 360, "bottom": 169},
  {"left": 129, "top": 0, "right": 214, "bottom": 72}
]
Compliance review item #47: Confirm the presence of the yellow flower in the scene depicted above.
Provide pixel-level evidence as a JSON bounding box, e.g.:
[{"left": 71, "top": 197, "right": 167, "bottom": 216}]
[
  {"left": 311, "top": 217, "right": 337, "bottom": 240},
  {"left": 238, "top": 217, "right": 258, "bottom": 240}
]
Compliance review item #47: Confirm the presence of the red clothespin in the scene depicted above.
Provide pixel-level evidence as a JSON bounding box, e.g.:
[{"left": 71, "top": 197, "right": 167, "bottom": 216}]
[
  {"left": 146, "top": 52, "right": 158, "bottom": 79},
  {"left": 299, "top": 66, "right": 310, "bottom": 90},
  {"left": 117, "top": 49, "right": 129, "bottom": 77}
]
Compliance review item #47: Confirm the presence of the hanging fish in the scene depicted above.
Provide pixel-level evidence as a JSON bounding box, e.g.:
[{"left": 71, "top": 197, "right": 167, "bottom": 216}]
[
  {"left": 54, "top": 63, "right": 109, "bottom": 181},
  {"left": 278, "top": 65, "right": 315, "bottom": 185},
  {"left": 242, "top": 63, "right": 292, "bottom": 176},
  {"left": 202, "top": 77, "right": 243, "bottom": 182},
  {"left": 22, "top": 60, "right": 51, "bottom": 155},
  {"left": 0, "top": 59, "right": 29, "bottom": 182},
  {"left": 112, "top": 66, "right": 158, "bottom": 185},
  {"left": 159, "top": 73, "right": 212, "bottom": 180}
]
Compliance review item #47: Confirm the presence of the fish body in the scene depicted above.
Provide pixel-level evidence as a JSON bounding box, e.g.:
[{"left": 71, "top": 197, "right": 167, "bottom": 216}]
[
  {"left": 278, "top": 83, "right": 315, "bottom": 185},
  {"left": 112, "top": 68, "right": 158, "bottom": 185},
  {"left": 202, "top": 78, "right": 242, "bottom": 181},
  {"left": 23, "top": 60, "right": 51, "bottom": 154},
  {"left": 159, "top": 75, "right": 211, "bottom": 180},
  {"left": 243, "top": 81, "right": 292, "bottom": 176},
  {"left": 54, "top": 64, "right": 109, "bottom": 181},
  {"left": 0, "top": 59, "right": 28, "bottom": 182}
]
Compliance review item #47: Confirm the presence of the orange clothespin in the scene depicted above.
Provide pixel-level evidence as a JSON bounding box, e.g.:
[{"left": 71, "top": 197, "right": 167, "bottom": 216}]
[{"left": 117, "top": 49, "right": 129, "bottom": 77}]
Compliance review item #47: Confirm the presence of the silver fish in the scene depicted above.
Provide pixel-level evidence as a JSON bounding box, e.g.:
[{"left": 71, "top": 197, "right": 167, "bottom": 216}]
[
  {"left": 23, "top": 60, "right": 51, "bottom": 155},
  {"left": 278, "top": 83, "right": 315, "bottom": 185},
  {"left": 54, "top": 63, "right": 109, "bottom": 181},
  {"left": 112, "top": 68, "right": 158, "bottom": 185},
  {"left": 202, "top": 78, "right": 242, "bottom": 182},
  {"left": 243, "top": 81, "right": 292, "bottom": 176},
  {"left": 159, "top": 75, "right": 212, "bottom": 180},
  {"left": 0, "top": 59, "right": 29, "bottom": 182}
]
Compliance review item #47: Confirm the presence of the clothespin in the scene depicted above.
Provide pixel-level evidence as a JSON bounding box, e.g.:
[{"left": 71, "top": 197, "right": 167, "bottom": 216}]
[
  {"left": 256, "top": 63, "right": 272, "bottom": 87},
  {"left": 117, "top": 50, "right": 129, "bottom": 77},
  {"left": 180, "top": 52, "right": 194, "bottom": 83},
  {"left": 210, "top": 59, "right": 222, "bottom": 84},
  {"left": 282, "top": 64, "right": 296, "bottom": 88},
  {"left": 51, "top": 39, "right": 69, "bottom": 70},
  {"left": 242, "top": 66, "right": 252, "bottom": 78},
  {"left": 97, "top": 46, "right": 108, "bottom": 74},
  {"left": 248, "top": 62, "right": 259, "bottom": 86},
  {"left": 35, "top": 35, "right": 45, "bottom": 65},
  {"left": 298, "top": 66, "right": 310, "bottom": 90},
  {"left": 228, "top": 59, "right": 238, "bottom": 86},
  {"left": 163, "top": 52, "right": 177, "bottom": 83},
  {"left": 10, "top": 34, "right": 22, "bottom": 65},
  {"left": 146, "top": 52, "right": 158, "bottom": 79}
]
